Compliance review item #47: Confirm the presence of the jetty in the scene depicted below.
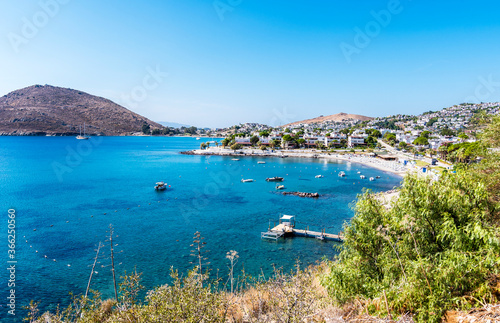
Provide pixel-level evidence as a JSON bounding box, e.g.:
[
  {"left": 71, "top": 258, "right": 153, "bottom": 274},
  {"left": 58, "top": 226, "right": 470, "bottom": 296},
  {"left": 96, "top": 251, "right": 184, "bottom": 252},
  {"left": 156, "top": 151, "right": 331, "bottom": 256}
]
[{"left": 261, "top": 215, "right": 343, "bottom": 242}]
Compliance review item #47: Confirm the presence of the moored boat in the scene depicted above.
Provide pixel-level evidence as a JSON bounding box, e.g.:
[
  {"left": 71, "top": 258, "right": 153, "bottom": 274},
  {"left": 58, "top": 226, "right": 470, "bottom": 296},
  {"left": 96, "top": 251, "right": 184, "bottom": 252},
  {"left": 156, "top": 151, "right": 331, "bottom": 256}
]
[
  {"left": 275, "top": 184, "right": 285, "bottom": 190},
  {"left": 369, "top": 177, "right": 375, "bottom": 181},
  {"left": 241, "top": 179, "right": 254, "bottom": 182},
  {"left": 154, "top": 182, "right": 167, "bottom": 190},
  {"left": 338, "top": 171, "right": 346, "bottom": 177},
  {"left": 76, "top": 123, "right": 90, "bottom": 140},
  {"left": 266, "top": 177, "right": 284, "bottom": 182},
  {"left": 315, "top": 175, "right": 324, "bottom": 178},
  {"left": 257, "top": 161, "right": 266, "bottom": 164},
  {"left": 360, "top": 175, "right": 366, "bottom": 179}
]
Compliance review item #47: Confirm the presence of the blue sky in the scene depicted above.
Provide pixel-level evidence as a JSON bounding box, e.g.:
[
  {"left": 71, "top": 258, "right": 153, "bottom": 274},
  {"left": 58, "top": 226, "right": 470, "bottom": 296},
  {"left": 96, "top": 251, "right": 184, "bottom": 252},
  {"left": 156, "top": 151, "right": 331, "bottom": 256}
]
[{"left": 1, "top": 0, "right": 500, "bottom": 128}]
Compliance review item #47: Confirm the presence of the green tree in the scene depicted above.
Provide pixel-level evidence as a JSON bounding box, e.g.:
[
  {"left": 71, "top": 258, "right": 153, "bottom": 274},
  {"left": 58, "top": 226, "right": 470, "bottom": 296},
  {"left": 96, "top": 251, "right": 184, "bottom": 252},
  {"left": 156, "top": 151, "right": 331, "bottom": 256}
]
[
  {"left": 230, "top": 143, "right": 242, "bottom": 151},
  {"left": 413, "top": 136, "right": 429, "bottom": 146},
  {"left": 372, "top": 130, "right": 382, "bottom": 138},
  {"left": 250, "top": 135, "right": 260, "bottom": 146},
  {"left": 458, "top": 132, "right": 469, "bottom": 142},
  {"left": 421, "top": 131, "right": 431, "bottom": 138},
  {"left": 141, "top": 123, "right": 151, "bottom": 135},
  {"left": 440, "top": 127, "right": 456, "bottom": 136},
  {"left": 221, "top": 138, "right": 230, "bottom": 147}
]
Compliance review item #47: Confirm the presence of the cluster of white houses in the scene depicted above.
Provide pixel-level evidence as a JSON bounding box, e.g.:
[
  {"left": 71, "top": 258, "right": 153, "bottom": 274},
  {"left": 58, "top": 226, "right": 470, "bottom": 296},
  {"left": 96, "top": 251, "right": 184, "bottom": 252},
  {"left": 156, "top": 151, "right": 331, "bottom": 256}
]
[
  {"left": 233, "top": 127, "right": 474, "bottom": 150},
  {"left": 235, "top": 132, "right": 369, "bottom": 148}
]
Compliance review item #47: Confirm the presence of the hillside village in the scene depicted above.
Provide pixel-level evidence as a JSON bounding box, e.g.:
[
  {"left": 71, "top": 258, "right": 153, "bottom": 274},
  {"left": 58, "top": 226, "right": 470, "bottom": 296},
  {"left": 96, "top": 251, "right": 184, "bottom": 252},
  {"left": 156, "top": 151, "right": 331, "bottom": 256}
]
[{"left": 204, "top": 102, "right": 499, "bottom": 156}]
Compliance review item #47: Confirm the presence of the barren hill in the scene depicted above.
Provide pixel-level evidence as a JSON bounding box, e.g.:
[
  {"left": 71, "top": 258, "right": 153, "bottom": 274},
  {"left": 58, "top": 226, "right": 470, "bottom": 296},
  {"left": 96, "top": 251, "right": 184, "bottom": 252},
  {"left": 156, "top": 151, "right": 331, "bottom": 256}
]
[
  {"left": 0, "top": 85, "right": 163, "bottom": 136},
  {"left": 283, "top": 112, "right": 373, "bottom": 127}
]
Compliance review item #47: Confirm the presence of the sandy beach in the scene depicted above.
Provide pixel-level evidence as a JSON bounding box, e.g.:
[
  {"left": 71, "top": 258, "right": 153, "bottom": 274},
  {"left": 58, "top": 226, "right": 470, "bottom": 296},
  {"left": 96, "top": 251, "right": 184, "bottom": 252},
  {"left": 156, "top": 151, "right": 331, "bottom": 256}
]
[{"left": 182, "top": 147, "right": 411, "bottom": 177}]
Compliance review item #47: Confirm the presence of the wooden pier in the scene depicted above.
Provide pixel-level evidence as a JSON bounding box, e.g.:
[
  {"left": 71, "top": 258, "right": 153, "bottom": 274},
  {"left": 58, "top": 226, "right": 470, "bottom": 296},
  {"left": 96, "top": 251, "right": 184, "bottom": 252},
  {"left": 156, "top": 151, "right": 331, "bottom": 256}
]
[{"left": 261, "top": 215, "right": 343, "bottom": 242}]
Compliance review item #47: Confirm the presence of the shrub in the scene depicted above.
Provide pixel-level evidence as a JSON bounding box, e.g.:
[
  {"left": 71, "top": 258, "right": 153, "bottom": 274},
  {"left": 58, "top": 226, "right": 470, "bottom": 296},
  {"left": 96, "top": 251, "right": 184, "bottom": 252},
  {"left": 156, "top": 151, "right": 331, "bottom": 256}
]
[{"left": 321, "top": 171, "right": 500, "bottom": 322}]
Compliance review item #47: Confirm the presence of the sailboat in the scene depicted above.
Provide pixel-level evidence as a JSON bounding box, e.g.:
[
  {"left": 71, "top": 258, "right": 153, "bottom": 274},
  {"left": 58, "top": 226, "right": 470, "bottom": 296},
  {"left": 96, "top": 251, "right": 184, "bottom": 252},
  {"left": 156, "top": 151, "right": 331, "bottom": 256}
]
[{"left": 76, "top": 123, "right": 90, "bottom": 140}]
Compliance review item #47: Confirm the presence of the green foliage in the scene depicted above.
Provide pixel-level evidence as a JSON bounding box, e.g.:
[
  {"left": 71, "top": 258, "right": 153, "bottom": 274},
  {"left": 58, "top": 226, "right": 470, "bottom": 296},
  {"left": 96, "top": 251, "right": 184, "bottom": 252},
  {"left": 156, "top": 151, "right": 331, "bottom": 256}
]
[
  {"left": 383, "top": 132, "right": 396, "bottom": 142},
  {"left": 421, "top": 131, "right": 431, "bottom": 138},
  {"left": 230, "top": 143, "right": 242, "bottom": 151},
  {"left": 221, "top": 138, "right": 230, "bottom": 147},
  {"left": 366, "top": 136, "right": 377, "bottom": 148},
  {"left": 426, "top": 117, "right": 438, "bottom": 127},
  {"left": 250, "top": 135, "right": 259, "bottom": 146},
  {"left": 440, "top": 127, "right": 456, "bottom": 136},
  {"left": 136, "top": 268, "right": 227, "bottom": 322},
  {"left": 321, "top": 171, "right": 500, "bottom": 322},
  {"left": 141, "top": 123, "right": 150, "bottom": 135},
  {"left": 445, "top": 142, "right": 484, "bottom": 163},
  {"left": 413, "top": 136, "right": 429, "bottom": 146}
]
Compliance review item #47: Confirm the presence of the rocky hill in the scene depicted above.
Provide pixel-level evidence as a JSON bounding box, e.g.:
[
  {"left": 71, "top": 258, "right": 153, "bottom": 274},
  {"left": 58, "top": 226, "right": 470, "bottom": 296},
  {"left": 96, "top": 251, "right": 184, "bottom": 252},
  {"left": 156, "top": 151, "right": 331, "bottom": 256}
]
[
  {"left": 283, "top": 112, "right": 373, "bottom": 127},
  {"left": 0, "top": 85, "right": 163, "bottom": 136}
]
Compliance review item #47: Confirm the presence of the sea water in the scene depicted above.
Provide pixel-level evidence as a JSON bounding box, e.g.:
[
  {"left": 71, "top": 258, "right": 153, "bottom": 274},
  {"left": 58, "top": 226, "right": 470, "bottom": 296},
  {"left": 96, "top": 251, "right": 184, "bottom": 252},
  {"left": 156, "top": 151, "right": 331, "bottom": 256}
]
[{"left": 0, "top": 136, "right": 401, "bottom": 320}]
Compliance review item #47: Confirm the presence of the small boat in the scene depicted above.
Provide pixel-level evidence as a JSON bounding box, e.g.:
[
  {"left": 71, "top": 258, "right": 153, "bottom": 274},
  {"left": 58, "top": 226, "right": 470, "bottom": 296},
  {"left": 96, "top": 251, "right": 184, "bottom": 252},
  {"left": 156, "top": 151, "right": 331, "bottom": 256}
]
[
  {"left": 315, "top": 235, "right": 325, "bottom": 241},
  {"left": 369, "top": 177, "right": 375, "bottom": 181},
  {"left": 241, "top": 179, "right": 254, "bottom": 183},
  {"left": 357, "top": 171, "right": 361, "bottom": 174},
  {"left": 76, "top": 123, "right": 89, "bottom": 140},
  {"left": 196, "top": 137, "right": 201, "bottom": 140},
  {"left": 266, "top": 177, "right": 284, "bottom": 182},
  {"left": 315, "top": 175, "right": 324, "bottom": 178},
  {"left": 154, "top": 182, "right": 167, "bottom": 190},
  {"left": 376, "top": 176, "right": 381, "bottom": 179},
  {"left": 338, "top": 171, "right": 346, "bottom": 177},
  {"left": 275, "top": 184, "right": 285, "bottom": 190},
  {"left": 231, "top": 158, "right": 240, "bottom": 161},
  {"left": 360, "top": 175, "right": 366, "bottom": 179},
  {"left": 257, "top": 161, "right": 266, "bottom": 164}
]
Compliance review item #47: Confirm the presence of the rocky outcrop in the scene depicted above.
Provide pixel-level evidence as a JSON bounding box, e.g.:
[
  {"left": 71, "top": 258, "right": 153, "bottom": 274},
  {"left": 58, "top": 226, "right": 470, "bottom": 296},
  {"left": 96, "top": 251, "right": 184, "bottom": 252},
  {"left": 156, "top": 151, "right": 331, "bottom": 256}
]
[{"left": 282, "top": 191, "right": 320, "bottom": 198}]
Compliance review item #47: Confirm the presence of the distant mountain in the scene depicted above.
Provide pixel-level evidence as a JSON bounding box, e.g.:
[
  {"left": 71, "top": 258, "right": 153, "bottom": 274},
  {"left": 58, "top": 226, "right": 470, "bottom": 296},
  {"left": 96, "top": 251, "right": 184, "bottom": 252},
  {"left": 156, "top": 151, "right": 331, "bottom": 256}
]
[
  {"left": 0, "top": 85, "right": 162, "bottom": 136},
  {"left": 157, "top": 121, "right": 192, "bottom": 129},
  {"left": 283, "top": 112, "right": 373, "bottom": 127}
]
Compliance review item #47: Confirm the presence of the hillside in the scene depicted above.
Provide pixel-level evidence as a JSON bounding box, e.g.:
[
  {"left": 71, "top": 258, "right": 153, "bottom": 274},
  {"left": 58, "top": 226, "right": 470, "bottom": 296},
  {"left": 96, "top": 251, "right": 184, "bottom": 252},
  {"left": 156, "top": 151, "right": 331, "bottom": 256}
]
[
  {"left": 283, "top": 112, "right": 373, "bottom": 127},
  {"left": 0, "top": 85, "right": 162, "bottom": 136}
]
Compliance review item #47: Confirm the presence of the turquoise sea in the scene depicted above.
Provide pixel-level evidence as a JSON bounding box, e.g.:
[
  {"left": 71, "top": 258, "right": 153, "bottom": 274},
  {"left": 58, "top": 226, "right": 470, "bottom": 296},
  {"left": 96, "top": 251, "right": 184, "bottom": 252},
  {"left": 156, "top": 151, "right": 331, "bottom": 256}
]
[{"left": 0, "top": 136, "right": 401, "bottom": 320}]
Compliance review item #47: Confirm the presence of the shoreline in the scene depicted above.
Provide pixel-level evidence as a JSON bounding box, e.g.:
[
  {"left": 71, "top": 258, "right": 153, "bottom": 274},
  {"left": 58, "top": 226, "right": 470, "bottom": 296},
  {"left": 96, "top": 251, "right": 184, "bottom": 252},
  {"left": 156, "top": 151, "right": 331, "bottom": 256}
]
[{"left": 181, "top": 148, "right": 410, "bottom": 177}]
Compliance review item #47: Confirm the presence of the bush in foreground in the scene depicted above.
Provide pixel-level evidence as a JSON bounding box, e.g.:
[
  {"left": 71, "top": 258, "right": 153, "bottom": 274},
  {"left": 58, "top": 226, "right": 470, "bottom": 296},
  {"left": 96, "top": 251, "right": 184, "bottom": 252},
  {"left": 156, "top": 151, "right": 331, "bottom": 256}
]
[{"left": 321, "top": 170, "right": 500, "bottom": 322}]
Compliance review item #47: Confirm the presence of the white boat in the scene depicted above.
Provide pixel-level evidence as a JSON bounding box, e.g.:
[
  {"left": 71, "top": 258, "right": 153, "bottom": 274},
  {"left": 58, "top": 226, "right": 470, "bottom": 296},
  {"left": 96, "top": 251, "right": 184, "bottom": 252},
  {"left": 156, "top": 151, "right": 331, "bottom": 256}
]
[
  {"left": 376, "top": 176, "right": 381, "bottom": 179},
  {"left": 76, "top": 123, "right": 89, "bottom": 140},
  {"left": 338, "top": 171, "right": 346, "bottom": 177},
  {"left": 315, "top": 175, "right": 324, "bottom": 178},
  {"left": 154, "top": 182, "right": 167, "bottom": 190},
  {"left": 231, "top": 158, "right": 240, "bottom": 161},
  {"left": 275, "top": 184, "right": 285, "bottom": 190},
  {"left": 257, "top": 161, "right": 266, "bottom": 164},
  {"left": 196, "top": 137, "right": 201, "bottom": 140},
  {"left": 360, "top": 175, "right": 366, "bottom": 179},
  {"left": 357, "top": 171, "right": 361, "bottom": 174},
  {"left": 369, "top": 177, "right": 375, "bottom": 181},
  {"left": 241, "top": 179, "right": 254, "bottom": 182}
]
